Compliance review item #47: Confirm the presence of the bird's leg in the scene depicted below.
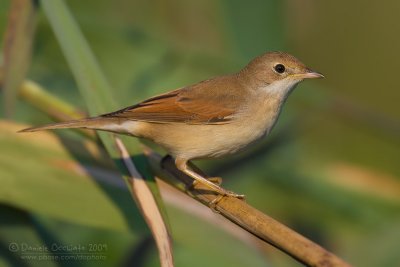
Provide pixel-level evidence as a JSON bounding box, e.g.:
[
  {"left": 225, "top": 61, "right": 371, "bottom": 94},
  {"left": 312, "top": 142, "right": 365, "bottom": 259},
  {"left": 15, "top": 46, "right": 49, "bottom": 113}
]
[
  {"left": 175, "top": 158, "right": 245, "bottom": 200},
  {"left": 192, "top": 176, "right": 222, "bottom": 186},
  {"left": 187, "top": 177, "right": 222, "bottom": 196}
]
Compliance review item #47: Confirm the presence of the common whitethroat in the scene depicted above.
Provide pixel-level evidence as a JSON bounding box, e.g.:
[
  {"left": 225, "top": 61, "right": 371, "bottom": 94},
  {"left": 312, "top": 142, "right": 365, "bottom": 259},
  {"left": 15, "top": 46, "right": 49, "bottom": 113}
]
[{"left": 20, "top": 51, "right": 323, "bottom": 198}]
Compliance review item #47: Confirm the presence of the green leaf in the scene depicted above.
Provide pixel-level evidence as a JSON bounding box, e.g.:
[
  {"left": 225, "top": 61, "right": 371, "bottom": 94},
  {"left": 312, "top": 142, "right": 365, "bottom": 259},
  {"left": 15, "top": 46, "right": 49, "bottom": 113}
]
[
  {"left": 39, "top": 0, "right": 172, "bottom": 265},
  {"left": 39, "top": 0, "right": 169, "bottom": 220},
  {"left": 0, "top": 206, "right": 58, "bottom": 267},
  {"left": 0, "top": 121, "right": 144, "bottom": 232}
]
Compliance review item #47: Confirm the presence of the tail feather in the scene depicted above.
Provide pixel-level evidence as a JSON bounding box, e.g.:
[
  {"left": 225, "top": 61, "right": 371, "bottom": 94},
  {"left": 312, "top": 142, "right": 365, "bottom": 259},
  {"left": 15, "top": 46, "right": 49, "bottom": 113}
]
[{"left": 18, "top": 117, "right": 110, "bottom": 133}]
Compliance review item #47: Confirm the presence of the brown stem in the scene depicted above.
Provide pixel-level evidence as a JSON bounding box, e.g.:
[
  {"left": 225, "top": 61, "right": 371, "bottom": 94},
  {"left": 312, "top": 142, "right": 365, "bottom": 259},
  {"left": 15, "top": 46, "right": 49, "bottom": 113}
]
[{"left": 146, "top": 151, "right": 352, "bottom": 267}]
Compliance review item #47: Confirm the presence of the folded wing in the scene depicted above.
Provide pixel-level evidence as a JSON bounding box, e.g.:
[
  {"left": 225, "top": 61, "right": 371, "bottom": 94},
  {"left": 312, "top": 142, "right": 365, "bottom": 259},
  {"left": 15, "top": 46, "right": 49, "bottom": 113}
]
[{"left": 102, "top": 78, "right": 242, "bottom": 124}]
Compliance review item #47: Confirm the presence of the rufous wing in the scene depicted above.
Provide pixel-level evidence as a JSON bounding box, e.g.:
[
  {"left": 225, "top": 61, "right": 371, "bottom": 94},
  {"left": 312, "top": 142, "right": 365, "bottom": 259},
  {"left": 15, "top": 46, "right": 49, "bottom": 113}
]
[{"left": 101, "top": 83, "right": 241, "bottom": 124}]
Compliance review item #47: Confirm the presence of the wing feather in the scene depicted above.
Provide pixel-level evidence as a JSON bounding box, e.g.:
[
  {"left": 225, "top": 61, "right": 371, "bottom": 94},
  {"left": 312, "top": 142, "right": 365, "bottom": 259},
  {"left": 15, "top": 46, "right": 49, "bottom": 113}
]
[{"left": 102, "top": 76, "right": 243, "bottom": 124}]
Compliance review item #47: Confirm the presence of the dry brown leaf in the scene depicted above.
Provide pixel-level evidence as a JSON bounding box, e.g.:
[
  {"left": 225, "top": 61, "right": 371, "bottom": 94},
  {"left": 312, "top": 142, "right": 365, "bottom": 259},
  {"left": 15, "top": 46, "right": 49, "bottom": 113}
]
[
  {"left": 2, "top": 0, "right": 38, "bottom": 116},
  {"left": 326, "top": 162, "right": 400, "bottom": 202},
  {"left": 115, "top": 137, "right": 174, "bottom": 267}
]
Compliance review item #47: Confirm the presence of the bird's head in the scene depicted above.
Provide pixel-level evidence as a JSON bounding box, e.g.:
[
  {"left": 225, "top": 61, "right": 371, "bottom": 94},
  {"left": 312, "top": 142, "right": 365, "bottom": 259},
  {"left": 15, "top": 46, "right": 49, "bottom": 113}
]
[{"left": 240, "top": 51, "right": 323, "bottom": 97}]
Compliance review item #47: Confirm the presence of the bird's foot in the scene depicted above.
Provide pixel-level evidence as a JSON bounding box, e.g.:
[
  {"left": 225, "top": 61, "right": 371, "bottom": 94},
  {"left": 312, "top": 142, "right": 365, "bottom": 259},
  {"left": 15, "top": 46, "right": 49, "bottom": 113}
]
[
  {"left": 188, "top": 176, "right": 245, "bottom": 200},
  {"left": 194, "top": 176, "right": 222, "bottom": 186},
  {"left": 186, "top": 176, "right": 222, "bottom": 191},
  {"left": 208, "top": 191, "right": 246, "bottom": 213}
]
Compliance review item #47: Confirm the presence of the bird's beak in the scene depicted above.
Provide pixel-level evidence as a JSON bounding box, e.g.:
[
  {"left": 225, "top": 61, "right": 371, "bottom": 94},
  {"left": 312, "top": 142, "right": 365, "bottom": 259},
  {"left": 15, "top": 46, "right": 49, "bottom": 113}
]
[
  {"left": 289, "top": 70, "right": 324, "bottom": 80},
  {"left": 300, "top": 69, "right": 324, "bottom": 79}
]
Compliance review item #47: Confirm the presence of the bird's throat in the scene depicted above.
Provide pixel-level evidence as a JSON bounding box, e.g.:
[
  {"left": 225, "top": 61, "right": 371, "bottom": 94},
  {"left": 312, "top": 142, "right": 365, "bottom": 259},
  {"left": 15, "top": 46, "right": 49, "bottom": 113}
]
[{"left": 261, "top": 78, "right": 300, "bottom": 101}]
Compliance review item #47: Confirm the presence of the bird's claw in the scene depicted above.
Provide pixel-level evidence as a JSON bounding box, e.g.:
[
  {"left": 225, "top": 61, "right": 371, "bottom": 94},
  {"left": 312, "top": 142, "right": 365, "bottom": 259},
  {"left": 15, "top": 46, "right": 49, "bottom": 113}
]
[
  {"left": 208, "top": 191, "right": 246, "bottom": 213},
  {"left": 186, "top": 176, "right": 222, "bottom": 192}
]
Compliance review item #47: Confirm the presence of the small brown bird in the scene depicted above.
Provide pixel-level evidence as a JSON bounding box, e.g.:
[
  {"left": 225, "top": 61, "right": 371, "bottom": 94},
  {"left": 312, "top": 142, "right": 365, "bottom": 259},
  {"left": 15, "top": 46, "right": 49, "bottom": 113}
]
[{"left": 20, "top": 51, "right": 323, "bottom": 198}]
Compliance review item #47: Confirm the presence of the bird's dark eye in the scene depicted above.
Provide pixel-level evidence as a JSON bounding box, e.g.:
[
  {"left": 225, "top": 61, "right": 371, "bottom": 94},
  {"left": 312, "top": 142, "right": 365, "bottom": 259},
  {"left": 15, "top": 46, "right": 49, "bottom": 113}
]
[{"left": 274, "top": 64, "right": 286, "bottom": 74}]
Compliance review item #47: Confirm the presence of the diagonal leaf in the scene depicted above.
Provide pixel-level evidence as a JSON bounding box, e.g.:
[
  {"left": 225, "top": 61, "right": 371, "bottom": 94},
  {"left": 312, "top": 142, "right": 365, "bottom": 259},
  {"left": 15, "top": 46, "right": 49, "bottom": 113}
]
[
  {"left": 0, "top": 120, "right": 144, "bottom": 233},
  {"left": 19, "top": 80, "right": 97, "bottom": 140},
  {"left": 40, "top": 0, "right": 173, "bottom": 265},
  {"left": 1, "top": 0, "right": 38, "bottom": 117}
]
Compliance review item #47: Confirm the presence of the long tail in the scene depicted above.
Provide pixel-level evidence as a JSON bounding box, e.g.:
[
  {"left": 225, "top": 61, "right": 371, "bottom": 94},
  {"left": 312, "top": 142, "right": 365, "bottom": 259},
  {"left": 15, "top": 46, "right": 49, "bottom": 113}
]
[{"left": 18, "top": 117, "right": 115, "bottom": 133}]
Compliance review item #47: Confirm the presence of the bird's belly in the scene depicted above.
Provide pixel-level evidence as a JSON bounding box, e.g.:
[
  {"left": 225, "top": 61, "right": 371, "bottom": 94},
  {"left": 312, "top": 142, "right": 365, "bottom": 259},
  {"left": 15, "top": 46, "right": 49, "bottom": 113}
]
[
  {"left": 143, "top": 120, "right": 273, "bottom": 160},
  {"left": 202, "top": 123, "right": 268, "bottom": 158}
]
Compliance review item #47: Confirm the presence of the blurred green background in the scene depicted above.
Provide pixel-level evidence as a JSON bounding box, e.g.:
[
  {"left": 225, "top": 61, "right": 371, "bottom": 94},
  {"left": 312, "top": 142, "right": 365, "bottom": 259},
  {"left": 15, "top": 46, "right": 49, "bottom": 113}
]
[{"left": 1, "top": 0, "right": 400, "bottom": 266}]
